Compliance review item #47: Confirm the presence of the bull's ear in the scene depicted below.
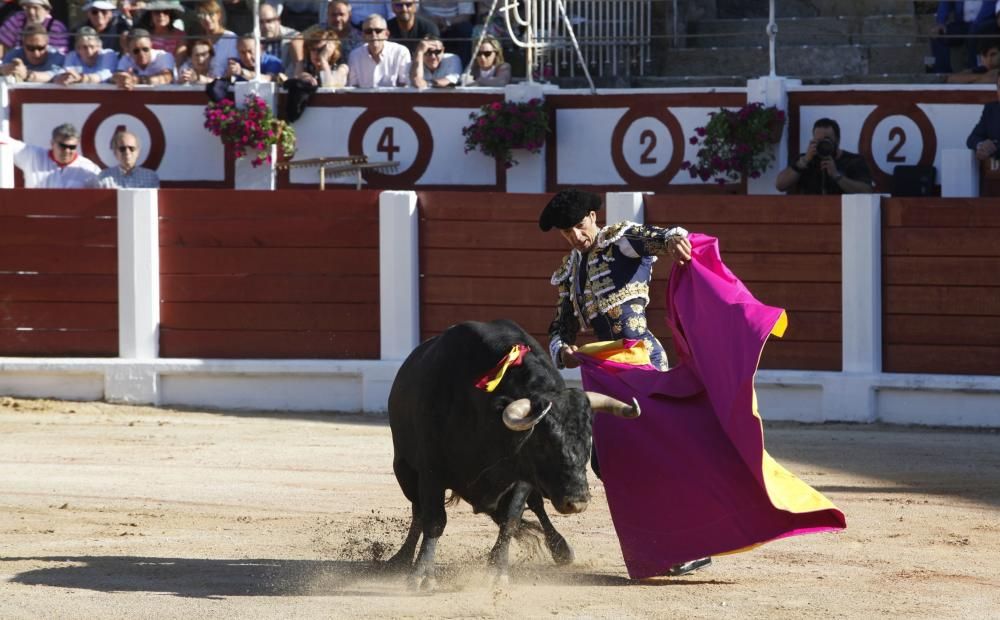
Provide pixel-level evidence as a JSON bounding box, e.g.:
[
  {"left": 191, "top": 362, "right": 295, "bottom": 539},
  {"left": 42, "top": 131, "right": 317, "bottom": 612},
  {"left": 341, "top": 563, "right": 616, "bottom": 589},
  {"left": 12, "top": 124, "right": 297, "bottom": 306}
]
[
  {"left": 586, "top": 392, "right": 640, "bottom": 418},
  {"left": 502, "top": 398, "right": 553, "bottom": 431}
]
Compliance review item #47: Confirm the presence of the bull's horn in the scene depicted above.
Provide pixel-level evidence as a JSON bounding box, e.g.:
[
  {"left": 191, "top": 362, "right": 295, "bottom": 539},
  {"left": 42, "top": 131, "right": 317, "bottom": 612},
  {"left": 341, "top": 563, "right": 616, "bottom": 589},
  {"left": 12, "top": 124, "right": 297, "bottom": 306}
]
[
  {"left": 502, "top": 399, "right": 553, "bottom": 431},
  {"left": 586, "top": 392, "right": 641, "bottom": 419}
]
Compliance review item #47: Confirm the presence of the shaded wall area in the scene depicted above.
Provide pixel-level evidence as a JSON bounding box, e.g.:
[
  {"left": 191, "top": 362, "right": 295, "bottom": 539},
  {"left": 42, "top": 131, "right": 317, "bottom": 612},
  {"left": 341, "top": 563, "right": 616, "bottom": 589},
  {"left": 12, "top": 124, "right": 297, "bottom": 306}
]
[
  {"left": 158, "top": 190, "right": 381, "bottom": 359},
  {"left": 0, "top": 190, "right": 118, "bottom": 356},
  {"left": 645, "top": 195, "right": 843, "bottom": 371},
  {"left": 883, "top": 198, "right": 1000, "bottom": 375}
]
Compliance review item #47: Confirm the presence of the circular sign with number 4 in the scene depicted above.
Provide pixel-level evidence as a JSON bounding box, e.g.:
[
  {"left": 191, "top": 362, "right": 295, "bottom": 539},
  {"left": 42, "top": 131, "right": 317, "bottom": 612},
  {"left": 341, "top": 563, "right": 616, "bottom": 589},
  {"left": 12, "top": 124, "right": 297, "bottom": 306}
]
[{"left": 348, "top": 108, "right": 433, "bottom": 187}]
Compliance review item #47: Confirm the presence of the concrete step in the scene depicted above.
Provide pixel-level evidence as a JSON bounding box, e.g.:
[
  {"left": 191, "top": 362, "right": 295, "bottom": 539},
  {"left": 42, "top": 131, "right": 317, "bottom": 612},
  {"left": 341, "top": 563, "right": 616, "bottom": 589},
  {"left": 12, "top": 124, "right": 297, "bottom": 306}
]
[
  {"left": 656, "top": 44, "right": 931, "bottom": 78},
  {"left": 686, "top": 15, "right": 937, "bottom": 48}
]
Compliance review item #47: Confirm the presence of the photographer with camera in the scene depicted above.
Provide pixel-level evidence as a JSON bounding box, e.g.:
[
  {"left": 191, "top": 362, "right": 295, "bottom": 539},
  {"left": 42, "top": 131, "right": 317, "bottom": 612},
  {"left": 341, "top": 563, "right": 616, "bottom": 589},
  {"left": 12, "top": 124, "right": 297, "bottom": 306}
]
[{"left": 776, "top": 118, "right": 874, "bottom": 195}]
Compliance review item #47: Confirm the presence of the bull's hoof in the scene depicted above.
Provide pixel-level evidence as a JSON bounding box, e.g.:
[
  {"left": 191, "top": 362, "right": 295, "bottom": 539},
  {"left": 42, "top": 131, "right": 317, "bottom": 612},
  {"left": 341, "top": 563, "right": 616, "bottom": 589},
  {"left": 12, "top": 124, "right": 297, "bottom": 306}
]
[
  {"left": 547, "top": 535, "right": 575, "bottom": 565},
  {"left": 419, "top": 576, "right": 438, "bottom": 592},
  {"left": 492, "top": 571, "right": 511, "bottom": 587}
]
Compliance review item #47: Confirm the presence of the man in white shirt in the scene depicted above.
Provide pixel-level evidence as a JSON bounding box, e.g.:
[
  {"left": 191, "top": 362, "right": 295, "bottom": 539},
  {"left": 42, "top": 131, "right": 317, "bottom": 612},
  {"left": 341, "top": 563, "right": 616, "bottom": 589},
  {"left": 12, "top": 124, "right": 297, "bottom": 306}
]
[
  {"left": 52, "top": 26, "right": 117, "bottom": 84},
  {"left": 347, "top": 14, "right": 410, "bottom": 87},
  {"left": 410, "top": 35, "right": 459, "bottom": 88},
  {"left": 0, "top": 123, "right": 101, "bottom": 188}
]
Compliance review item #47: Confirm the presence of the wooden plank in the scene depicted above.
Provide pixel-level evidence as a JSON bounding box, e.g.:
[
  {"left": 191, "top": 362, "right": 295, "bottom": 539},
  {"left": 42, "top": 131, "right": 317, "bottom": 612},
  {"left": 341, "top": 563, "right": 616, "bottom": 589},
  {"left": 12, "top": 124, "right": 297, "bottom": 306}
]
[
  {"left": 159, "top": 247, "right": 379, "bottom": 275},
  {"left": 159, "top": 216, "right": 378, "bottom": 248},
  {"left": 885, "top": 285, "right": 1000, "bottom": 316},
  {"left": 159, "top": 329, "right": 379, "bottom": 359},
  {"left": 759, "top": 341, "right": 841, "bottom": 371},
  {"left": 161, "top": 302, "right": 379, "bottom": 331},
  {"left": 0, "top": 246, "right": 116, "bottom": 274},
  {"left": 160, "top": 274, "right": 378, "bottom": 303},
  {"left": 158, "top": 189, "right": 380, "bottom": 219},
  {"left": 422, "top": 277, "right": 553, "bottom": 306},
  {"left": 422, "top": 248, "right": 569, "bottom": 278},
  {"left": 421, "top": 220, "right": 566, "bottom": 251},
  {"left": 731, "top": 282, "right": 841, "bottom": 312},
  {"left": 418, "top": 192, "right": 549, "bottom": 222},
  {"left": 0, "top": 217, "right": 116, "bottom": 246},
  {"left": 885, "top": 256, "right": 1000, "bottom": 287},
  {"left": 0, "top": 274, "right": 118, "bottom": 303},
  {"left": 421, "top": 304, "right": 557, "bottom": 336},
  {"left": 0, "top": 329, "right": 118, "bottom": 356},
  {"left": 885, "top": 314, "right": 1000, "bottom": 346},
  {"left": 885, "top": 229, "right": 1000, "bottom": 257},
  {"left": 716, "top": 253, "right": 841, "bottom": 282},
  {"left": 0, "top": 189, "right": 116, "bottom": 217},
  {"left": 0, "top": 302, "right": 118, "bottom": 329},
  {"left": 884, "top": 199, "right": 1000, "bottom": 228},
  {"left": 645, "top": 196, "right": 842, "bottom": 225},
  {"left": 884, "top": 344, "right": 1000, "bottom": 375}
]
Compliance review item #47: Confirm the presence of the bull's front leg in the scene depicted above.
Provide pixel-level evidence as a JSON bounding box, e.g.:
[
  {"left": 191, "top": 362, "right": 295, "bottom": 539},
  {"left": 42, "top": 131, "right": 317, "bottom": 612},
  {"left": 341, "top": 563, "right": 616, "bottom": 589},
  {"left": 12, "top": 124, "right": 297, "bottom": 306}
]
[
  {"left": 487, "top": 481, "right": 531, "bottom": 584},
  {"left": 387, "top": 503, "right": 421, "bottom": 570},
  {"left": 410, "top": 480, "right": 447, "bottom": 591},
  {"left": 527, "top": 490, "right": 574, "bottom": 565}
]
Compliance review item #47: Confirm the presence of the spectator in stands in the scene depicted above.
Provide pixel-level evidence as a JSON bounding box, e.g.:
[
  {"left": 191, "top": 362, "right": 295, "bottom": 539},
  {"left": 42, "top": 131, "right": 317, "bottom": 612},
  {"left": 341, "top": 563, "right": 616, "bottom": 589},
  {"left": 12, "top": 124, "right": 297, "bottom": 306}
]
[
  {"left": 466, "top": 34, "right": 510, "bottom": 86},
  {"left": 325, "top": 1, "right": 364, "bottom": 57},
  {"left": 53, "top": 26, "right": 117, "bottom": 85},
  {"left": 135, "top": 1, "right": 188, "bottom": 61},
  {"left": 388, "top": 0, "right": 438, "bottom": 54},
  {"left": 260, "top": 2, "right": 303, "bottom": 75},
  {"left": 966, "top": 73, "right": 1000, "bottom": 159},
  {"left": 176, "top": 37, "right": 216, "bottom": 83},
  {"left": 0, "top": 0, "right": 69, "bottom": 57},
  {"left": 98, "top": 129, "right": 160, "bottom": 188},
  {"left": 194, "top": 0, "right": 238, "bottom": 78},
  {"left": 775, "top": 118, "right": 874, "bottom": 195},
  {"left": 296, "top": 26, "right": 348, "bottom": 87},
  {"left": 420, "top": 0, "right": 473, "bottom": 63},
  {"left": 226, "top": 32, "right": 285, "bottom": 82},
  {"left": 347, "top": 14, "right": 409, "bottom": 87},
  {"left": 271, "top": 0, "right": 323, "bottom": 31},
  {"left": 930, "top": 1, "right": 998, "bottom": 73},
  {"left": 0, "top": 123, "right": 101, "bottom": 188},
  {"left": 220, "top": 0, "right": 253, "bottom": 36},
  {"left": 0, "top": 22, "right": 64, "bottom": 83},
  {"left": 949, "top": 37, "right": 1000, "bottom": 82},
  {"left": 72, "top": 0, "right": 126, "bottom": 53},
  {"left": 113, "top": 28, "right": 175, "bottom": 88},
  {"left": 410, "top": 35, "right": 459, "bottom": 89}
]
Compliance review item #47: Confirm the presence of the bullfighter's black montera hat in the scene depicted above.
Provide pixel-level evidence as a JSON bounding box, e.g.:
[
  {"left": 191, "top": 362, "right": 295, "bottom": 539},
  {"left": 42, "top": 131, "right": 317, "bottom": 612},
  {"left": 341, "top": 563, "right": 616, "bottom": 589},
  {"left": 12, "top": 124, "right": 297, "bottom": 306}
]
[{"left": 538, "top": 189, "right": 602, "bottom": 231}]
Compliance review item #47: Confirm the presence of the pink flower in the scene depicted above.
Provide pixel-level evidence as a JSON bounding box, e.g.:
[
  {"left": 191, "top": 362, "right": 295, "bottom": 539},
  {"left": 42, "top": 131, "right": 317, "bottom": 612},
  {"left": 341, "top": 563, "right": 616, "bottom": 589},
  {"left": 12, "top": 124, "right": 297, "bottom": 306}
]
[{"left": 490, "top": 102, "right": 502, "bottom": 111}]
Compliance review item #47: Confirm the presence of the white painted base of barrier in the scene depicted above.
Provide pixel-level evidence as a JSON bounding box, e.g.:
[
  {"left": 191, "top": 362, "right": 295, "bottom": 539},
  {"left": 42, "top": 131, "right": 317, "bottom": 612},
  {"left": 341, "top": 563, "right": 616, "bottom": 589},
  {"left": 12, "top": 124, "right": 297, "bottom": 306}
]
[{"left": 2, "top": 359, "right": 999, "bottom": 426}]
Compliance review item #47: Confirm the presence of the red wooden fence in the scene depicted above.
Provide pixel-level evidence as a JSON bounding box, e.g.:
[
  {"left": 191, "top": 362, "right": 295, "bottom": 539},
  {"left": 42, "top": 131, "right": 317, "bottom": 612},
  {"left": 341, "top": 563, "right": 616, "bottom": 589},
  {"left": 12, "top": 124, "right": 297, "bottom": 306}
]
[
  {"left": 644, "top": 195, "right": 843, "bottom": 371},
  {"left": 158, "top": 189, "right": 381, "bottom": 359},
  {"left": 883, "top": 198, "right": 1000, "bottom": 375},
  {"left": 0, "top": 189, "right": 119, "bottom": 356}
]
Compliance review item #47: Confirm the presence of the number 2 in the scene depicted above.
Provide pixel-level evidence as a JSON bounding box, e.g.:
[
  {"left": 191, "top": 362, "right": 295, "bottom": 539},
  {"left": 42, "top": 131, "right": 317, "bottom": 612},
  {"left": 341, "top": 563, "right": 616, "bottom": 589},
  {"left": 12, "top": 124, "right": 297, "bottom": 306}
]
[
  {"left": 377, "top": 126, "right": 401, "bottom": 161},
  {"left": 639, "top": 129, "right": 657, "bottom": 165},
  {"left": 887, "top": 126, "right": 906, "bottom": 163}
]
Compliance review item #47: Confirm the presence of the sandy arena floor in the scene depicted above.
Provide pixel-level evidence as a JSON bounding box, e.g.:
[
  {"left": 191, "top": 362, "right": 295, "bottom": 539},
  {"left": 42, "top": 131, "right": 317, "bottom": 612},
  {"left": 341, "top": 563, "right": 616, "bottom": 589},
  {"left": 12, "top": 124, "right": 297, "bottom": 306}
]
[{"left": 0, "top": 396, "right": 998, "bottom": 619}]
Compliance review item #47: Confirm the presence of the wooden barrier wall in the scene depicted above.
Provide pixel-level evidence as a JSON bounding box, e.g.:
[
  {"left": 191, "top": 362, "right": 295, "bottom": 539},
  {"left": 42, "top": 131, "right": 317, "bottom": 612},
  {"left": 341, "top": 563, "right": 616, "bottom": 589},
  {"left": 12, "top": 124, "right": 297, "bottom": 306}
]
[
  {"left": 645, "top": 195, "right": 843, "bottom": 371},
  {"left": 883, "top": 198, "right": 1000, "bottom": 375},
  {"left": 417, "top": 191, "right": 564, "bottom": 346},
  {"left": 158, "top": 189, "right": 381, "bottom": 359},
  {"left": 0, "top": 190, "right": 119, "bottom": 356}
]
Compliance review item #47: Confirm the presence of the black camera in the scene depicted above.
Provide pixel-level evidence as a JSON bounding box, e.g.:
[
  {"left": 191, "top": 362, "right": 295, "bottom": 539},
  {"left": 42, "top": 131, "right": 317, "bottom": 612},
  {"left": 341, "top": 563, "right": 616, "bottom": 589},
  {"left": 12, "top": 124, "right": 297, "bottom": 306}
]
[{"left": 816, "top": 137, "right": 836, "bottom": 158}]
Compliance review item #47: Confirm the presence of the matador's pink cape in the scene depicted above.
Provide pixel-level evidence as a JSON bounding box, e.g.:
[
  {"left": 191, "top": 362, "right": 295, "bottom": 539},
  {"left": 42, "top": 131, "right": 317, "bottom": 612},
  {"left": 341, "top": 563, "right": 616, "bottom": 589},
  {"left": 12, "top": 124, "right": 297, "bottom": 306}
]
[{"left": 577, "top": 233, "right": 845, "bottom": 579}]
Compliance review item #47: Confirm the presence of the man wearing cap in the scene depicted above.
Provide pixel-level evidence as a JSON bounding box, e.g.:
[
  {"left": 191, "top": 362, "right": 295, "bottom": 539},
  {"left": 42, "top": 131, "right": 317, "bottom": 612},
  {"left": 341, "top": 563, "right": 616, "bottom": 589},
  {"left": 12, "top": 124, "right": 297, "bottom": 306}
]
[
  {"left": 73, "top": 0, "right": 125, "bottom": 53},
  {"left": 0, "top": 22, "right": 65, "bottom": 82},
  {"left": 540, "top": 189, "right": 692, "bottom": 373},
  {"left": 0, "top": 123, "right": 101, "bottom": 188},
  {"left": 0, "top": 0, "right": 69, "bottom": 56},
  {"left": 54, "top": 25, "right": 117, "bottom": 84},
  {"left": 98, "top": 129, "right": 160, "bottom": 189}
]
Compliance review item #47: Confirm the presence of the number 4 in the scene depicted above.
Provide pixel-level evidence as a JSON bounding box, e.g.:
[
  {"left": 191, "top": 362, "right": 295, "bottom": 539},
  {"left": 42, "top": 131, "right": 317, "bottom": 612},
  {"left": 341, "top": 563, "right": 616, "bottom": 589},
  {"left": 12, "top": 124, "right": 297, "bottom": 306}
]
[{"left": 377, "top": 126, "right": 400, "bottom": 161}]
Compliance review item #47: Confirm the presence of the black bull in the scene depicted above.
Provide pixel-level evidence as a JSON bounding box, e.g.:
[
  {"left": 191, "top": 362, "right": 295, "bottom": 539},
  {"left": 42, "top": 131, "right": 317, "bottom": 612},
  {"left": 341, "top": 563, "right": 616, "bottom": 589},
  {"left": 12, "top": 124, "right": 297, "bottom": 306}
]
[{"left": 387, "top": 319, "right": 639, "bottom": 588}]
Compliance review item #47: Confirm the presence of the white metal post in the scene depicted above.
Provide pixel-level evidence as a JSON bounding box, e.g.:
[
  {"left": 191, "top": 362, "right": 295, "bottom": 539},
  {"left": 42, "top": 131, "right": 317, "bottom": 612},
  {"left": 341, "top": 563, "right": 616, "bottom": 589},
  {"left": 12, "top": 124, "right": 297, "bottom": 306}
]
[
  {"left": 941, "top": 148, "right": 980, "bottom": 197},
  {"left": 379, "top": 190, "right": 420, "bottom": 360},
  {"left": 605, "top": 192, "right": 644, "bottom": 225},
  {"left": 117, "top": 188, "right": 160, "bottom": 360}
]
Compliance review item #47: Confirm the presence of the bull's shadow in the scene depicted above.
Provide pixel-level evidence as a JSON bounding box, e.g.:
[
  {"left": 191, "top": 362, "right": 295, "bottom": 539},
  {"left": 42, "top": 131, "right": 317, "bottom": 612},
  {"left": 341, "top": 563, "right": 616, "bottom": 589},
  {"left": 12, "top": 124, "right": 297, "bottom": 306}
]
[
  {"left": 3, "top": 555, "right": 399, "bottom": 598},
  {"left": 3, "top": 555, "right": 721, "bottom": 597}
]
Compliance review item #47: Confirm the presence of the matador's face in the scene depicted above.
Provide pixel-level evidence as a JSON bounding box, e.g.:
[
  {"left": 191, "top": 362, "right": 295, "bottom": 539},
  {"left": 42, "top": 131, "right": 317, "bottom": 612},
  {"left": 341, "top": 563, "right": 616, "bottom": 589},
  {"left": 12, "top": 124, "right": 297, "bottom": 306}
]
[{"left": 559, "top": 211, "right": 600, "bottom": 253}]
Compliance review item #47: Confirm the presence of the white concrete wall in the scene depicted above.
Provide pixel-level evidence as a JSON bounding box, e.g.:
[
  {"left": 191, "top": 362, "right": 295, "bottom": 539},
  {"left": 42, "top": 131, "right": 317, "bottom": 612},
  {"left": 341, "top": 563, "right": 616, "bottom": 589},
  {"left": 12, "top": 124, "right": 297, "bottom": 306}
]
[{"left": 1, "top": 189, "right": 999, "bottom": 425}]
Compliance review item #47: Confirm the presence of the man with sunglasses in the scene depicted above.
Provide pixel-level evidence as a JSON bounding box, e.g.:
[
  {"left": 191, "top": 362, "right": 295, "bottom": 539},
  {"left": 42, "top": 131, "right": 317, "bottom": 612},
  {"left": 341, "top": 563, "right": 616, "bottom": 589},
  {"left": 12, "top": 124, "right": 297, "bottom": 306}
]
[
  {"left": 347, "top": 14, "right": 410, "bottom": 87},
  {"left": 0, "top": 0, "right": 68, "bottom": 57},
  {"left": 0, "top": 123, "right": 100, "bottom": 188},
  {"left": 410, "top": 34, "right": 458, "bottom": 89},
  {"left": 113, "top": 27, "right": 175, "bottom": 89},
  {"left": 0, "top": 22, "right": 64, "bottom": 83},
  {"left": 98, "top": 129, "right": 160, "bottom": 189},
  {"left": 387, "top": 0, "right": 437, "bottom": 54}
]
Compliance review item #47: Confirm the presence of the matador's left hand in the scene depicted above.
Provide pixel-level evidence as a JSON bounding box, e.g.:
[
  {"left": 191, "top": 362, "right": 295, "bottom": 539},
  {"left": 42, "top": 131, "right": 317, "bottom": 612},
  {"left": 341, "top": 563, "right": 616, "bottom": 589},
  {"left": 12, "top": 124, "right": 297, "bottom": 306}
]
[{"left": 668, "top": 236, "right": 692, "bottom": 265}]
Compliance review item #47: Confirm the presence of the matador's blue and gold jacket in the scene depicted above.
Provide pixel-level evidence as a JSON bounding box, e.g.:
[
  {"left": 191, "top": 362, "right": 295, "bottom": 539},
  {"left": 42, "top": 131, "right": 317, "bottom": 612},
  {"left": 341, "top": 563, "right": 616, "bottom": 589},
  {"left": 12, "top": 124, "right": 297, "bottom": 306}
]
[{"left": 547, "top": 221, "right": 685, "bottom": 371}]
